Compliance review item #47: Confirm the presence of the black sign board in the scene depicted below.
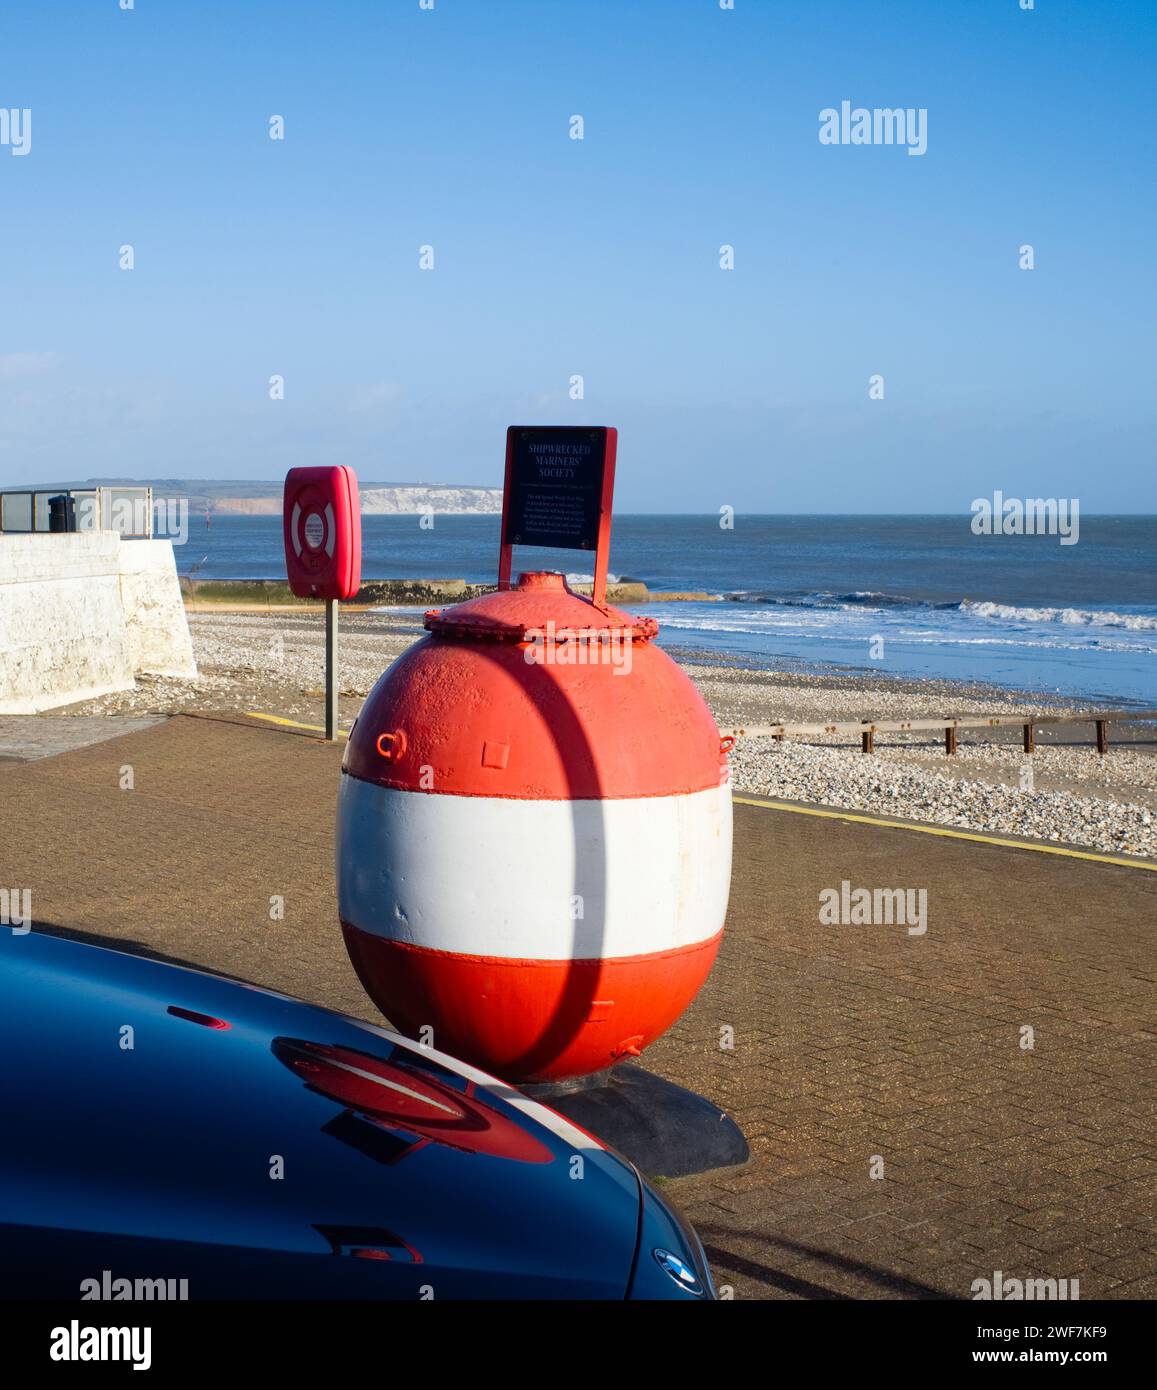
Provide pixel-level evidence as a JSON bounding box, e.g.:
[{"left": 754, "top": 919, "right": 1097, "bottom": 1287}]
[
  {"left": 502, "top": 427, "right": 610, "bottom": 551},
  {"left": 497, "top": 424, "right": 618, "bottom": 604}
]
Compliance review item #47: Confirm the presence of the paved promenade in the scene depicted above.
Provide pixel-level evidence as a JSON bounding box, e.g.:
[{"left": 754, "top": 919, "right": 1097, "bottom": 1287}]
[{"left": 2, "top": 713, "right": 1152, "bottom": 1300}]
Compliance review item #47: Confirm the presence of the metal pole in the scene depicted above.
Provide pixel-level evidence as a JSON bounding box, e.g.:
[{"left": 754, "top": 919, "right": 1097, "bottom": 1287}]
[{"left": 325, "top": 598, "right": 339, "bottom": 741}]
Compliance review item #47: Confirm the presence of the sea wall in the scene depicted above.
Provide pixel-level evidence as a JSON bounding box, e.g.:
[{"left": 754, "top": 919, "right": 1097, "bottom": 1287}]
[
  {"left": 0, "top": 533, "right": 196, "bottom": 714},
  {"left": 181, "top": 577, "right": 484, "bottom": 607},
  {"left": 181, "top": 577, "right": 653, "bottom": 606}
]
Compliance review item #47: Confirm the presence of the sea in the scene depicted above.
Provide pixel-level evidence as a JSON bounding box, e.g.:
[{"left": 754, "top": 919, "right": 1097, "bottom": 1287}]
[{"left": 176, "top": 514, "right": 1157, "bottom": 707}]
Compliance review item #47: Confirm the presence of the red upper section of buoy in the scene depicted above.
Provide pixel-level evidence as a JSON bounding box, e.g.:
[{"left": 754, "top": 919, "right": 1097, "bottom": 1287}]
[{"left": 344, "top": 572, "right": 725, "bottom": 800}]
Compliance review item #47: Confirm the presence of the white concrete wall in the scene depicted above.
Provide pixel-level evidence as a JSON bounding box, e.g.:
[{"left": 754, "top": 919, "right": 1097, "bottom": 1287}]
[
  {"left": 117, "top": 539, "right": 197, "bottom": 678},
  {"left": 0, "top": 532, "right": 197, "bottom": 713},
  {"left": 0, "top": 533, "right": 135, "bottom": 713}
]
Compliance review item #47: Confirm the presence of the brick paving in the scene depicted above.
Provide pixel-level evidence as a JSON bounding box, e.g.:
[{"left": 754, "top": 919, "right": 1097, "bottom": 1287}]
[
  {"left": 651, "top": 796, "right": 1156, "bottom": 1300},
  {"left": 1, "top": 713, "right": 1153, "bottom": 1300}
]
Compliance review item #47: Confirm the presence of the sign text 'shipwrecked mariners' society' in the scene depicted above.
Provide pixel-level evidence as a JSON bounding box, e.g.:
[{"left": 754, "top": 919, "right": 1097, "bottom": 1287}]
[{"left": 503, "top": 427, "right": 611, "bottom": 551}]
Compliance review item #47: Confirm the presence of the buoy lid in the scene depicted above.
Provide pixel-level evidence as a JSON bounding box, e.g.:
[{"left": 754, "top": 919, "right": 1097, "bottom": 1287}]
[{"left": 424, "top": 571, "right": 658, "bottom": 643}]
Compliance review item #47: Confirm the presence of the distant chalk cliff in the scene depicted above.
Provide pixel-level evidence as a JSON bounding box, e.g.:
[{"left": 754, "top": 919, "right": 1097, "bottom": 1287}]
[
  {"left": 34, "top": 479, "right": 505, "bottom": 517},
  {"left": 211, "top": 485, "right": 502, "bottom": 516},
  {"left": 357, "top": 486, "right": 502, "bottom": 515}
]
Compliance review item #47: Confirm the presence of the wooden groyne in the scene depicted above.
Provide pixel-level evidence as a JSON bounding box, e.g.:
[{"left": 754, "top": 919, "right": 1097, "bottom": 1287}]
[{"left": 726, "top": 709, "right": 1157, "bottom": 757}]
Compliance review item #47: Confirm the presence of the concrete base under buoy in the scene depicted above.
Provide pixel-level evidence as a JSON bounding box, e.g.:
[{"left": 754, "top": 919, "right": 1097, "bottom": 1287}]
[{"left": 524, "top": 1064, "right": 749, "bottom": 1179}]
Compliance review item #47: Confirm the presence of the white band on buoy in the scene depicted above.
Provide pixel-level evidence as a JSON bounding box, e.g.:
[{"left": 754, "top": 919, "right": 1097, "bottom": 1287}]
[{"left": 338, "top": 777, "right": 732, "bottom": 961}]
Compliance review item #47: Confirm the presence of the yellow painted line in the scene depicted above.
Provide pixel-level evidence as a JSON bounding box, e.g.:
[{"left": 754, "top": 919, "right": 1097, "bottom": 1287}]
[
  {"left": 733, "top": 794, "right": 1157, "bottom": 872},
  {"left": 245, "top": 711, "right": 349, "bottom": 740}
]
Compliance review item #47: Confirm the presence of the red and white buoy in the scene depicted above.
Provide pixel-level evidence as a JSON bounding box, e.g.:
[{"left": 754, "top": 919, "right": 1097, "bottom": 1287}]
[{"left": 336, "top": 571, "right": 732, "bottom": 1082}]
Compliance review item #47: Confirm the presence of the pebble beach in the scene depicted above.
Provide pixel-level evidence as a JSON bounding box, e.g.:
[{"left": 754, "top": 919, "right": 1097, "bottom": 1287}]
[{"left": 62, "top": 606, "right": 1157, "bottom": 862}]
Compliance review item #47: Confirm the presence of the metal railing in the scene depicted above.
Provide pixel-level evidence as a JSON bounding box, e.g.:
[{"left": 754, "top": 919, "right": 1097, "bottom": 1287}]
[{"left": 0, "top": 486, "right": 153, "bottom": 537}]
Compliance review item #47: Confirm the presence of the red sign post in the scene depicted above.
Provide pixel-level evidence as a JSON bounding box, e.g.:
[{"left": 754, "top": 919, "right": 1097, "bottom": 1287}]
[{"left": 283, "top": 466, "right": 362, "bottom": 740}]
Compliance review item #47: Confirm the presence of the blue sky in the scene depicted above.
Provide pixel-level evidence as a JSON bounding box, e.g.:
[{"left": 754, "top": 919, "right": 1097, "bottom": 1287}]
[{"left": 1, "top": 0, "right": 1154, "bottom": 511}]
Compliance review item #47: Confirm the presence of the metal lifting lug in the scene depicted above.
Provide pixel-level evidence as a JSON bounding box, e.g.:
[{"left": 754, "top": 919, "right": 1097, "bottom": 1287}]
[{"left": 376, "top": 730, "right": 407, "bottom": 762}]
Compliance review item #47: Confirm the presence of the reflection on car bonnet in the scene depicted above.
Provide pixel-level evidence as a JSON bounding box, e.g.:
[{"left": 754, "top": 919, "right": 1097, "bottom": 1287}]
[{"left": 271, "top": 1038, "right": 555, "bottom": 1164}]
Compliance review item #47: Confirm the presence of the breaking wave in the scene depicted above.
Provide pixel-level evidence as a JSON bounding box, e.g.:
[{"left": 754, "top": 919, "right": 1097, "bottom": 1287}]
[
  {"left": 716, "top": 590, "right": 1157, "bottom": 634},
  {"left": 961, "top": 600, "right": 1157, "bottom": 632}
]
